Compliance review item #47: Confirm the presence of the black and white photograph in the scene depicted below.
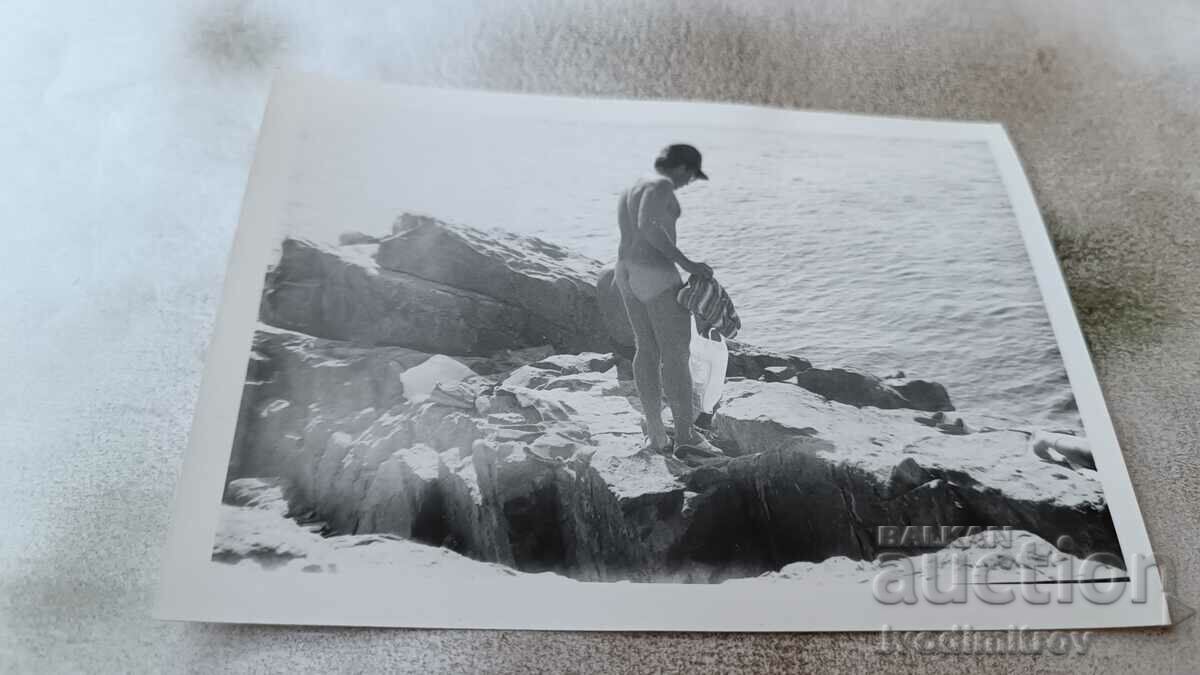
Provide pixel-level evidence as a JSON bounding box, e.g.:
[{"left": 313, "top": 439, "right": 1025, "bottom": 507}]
[
  {"left": 10, "top": 1, "right": 1200, "bottom": 669},
  {"left": 157, "top": 74, "right": 1163, "bottom": 631}
]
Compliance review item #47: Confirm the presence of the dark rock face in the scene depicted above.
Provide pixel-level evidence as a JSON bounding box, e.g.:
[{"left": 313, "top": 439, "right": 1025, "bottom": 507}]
[
  {"left": 596, "top": 267, "right": 636, "bottom": 356},
  {"left": 691, "top": 380, "right": 1116, "bottom": 573},
  {"left": 262, "top": 218, "right": 610, "bottom": 355},
  {"left": 890, "top": 379, "right": 955, "bottom": 412},
  {"left": 377, "top": 214, "right": 609, "bottom": 353},
  {"left": 260, "top": 238, "right": 534, "bottom": 354},
  {"left": 725, "top": 341, "right": 812, "bottom": 381},
  {"left": 795, "top": 366, "right": 954, "bottom": 412}
]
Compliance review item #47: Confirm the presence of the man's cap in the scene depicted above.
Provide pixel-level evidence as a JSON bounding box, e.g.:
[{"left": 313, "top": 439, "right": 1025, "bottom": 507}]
[{"left": 659, "top": 144, "right": 708, "bottom": 180}]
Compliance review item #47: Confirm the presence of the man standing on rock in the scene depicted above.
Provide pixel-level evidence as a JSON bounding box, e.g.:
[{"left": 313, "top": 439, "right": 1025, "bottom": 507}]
[{"left": 615, "top": 144, "right": 723, "bottom": 460}]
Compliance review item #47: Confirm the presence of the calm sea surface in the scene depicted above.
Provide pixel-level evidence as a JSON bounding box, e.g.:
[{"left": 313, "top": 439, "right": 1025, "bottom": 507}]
[{"left": 288, "top": 109, "right": 1079, "bottom": 429}]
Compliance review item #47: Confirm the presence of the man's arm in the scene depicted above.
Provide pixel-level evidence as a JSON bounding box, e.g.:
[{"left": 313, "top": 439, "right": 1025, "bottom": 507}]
[{"left": 638, "top": 180, "right": 712, "bottom": 277}]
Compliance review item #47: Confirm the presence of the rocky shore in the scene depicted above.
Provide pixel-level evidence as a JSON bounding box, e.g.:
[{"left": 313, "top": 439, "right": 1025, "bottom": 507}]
[{"left": 219, "top": 213, "right": 1118, "bottom": 582}]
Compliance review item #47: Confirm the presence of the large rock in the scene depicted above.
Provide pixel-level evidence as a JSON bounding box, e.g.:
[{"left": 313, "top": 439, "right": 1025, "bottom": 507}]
[
  {"left": 228, "top": 326, "right": 563, "bottom": 481},
  {"left": 889, "top": 378, "right": 955, "bottom": 412},
  {"left": 725, "top": 341, "right": 812, "bottom": 381},
  {"left": 684, "top": 379, "right": 1118, "bottom": 576},
  {"left": 496, "top": 360, "right": 687, "bottom": 580},
  {"left": 795, "top": 366, "right": 954, "bottom": 412},
  {"left": 228, "top": 325, "right": 431, "bottom": 479},
  {"left": 377, "top": 214, "right": 609, "bottom": 353},
  {"left": 596, "top": 267, "right": 636, "bottom": 358},
  {"left": 222, "top": 329, "right": 1118, "bottom": 582},
  {"left": 357, "top": 444, "right": 443, "bottom": 539},
  {"left": 261, "top": 238, "right": 535, "bottom": 354},
  {"left": 226, "top": 346, "right": 692, "bottom": 580}
]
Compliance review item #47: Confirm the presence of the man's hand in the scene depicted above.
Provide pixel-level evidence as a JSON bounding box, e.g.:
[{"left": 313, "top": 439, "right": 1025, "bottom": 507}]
[{"left": 686, "top": 261, "right": 714, "bottom": 278}]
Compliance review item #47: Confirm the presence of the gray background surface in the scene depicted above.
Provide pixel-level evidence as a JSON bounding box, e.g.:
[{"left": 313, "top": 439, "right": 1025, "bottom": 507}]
[{"left": 2, "top": 1, "right": 1196, "bottom": 672}]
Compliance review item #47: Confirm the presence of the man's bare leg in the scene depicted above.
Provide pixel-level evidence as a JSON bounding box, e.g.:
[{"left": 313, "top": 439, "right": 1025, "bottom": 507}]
[
  {"left": 619, "top": 286, "right": 670, "bottom": 448},
  {"left": 645, "top": 289, "right": 700, "bottom": 445}
]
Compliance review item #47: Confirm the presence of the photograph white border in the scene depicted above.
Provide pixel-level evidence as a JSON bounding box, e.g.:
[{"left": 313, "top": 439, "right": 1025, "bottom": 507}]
[{"left": 155, "top": 73, "right": 1167, "bottom": 631}]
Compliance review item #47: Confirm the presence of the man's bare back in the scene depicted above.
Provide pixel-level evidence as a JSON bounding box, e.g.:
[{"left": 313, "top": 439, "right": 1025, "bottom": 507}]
[
  {"left": 615, "top": 176, "right": 690, "bottom": 303},
  {"left": 618, "top": 175, "right": 681, "bottom": 267}
]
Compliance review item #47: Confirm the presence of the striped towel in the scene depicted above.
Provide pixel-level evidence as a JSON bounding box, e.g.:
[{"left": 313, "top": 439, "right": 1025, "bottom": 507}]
[{"left": 676, "top": 274, "right": 741, "bottom": 340}]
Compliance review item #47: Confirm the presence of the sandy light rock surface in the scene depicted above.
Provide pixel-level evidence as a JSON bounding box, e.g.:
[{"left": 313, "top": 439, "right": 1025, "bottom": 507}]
[{"left": 2, "top": 1, "right": 1197, "bottom": 672}]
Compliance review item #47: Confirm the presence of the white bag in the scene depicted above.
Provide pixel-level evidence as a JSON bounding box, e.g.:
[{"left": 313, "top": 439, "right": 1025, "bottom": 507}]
[{"left": 688, "top": 317, "right": 729, "bottom": 415}]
